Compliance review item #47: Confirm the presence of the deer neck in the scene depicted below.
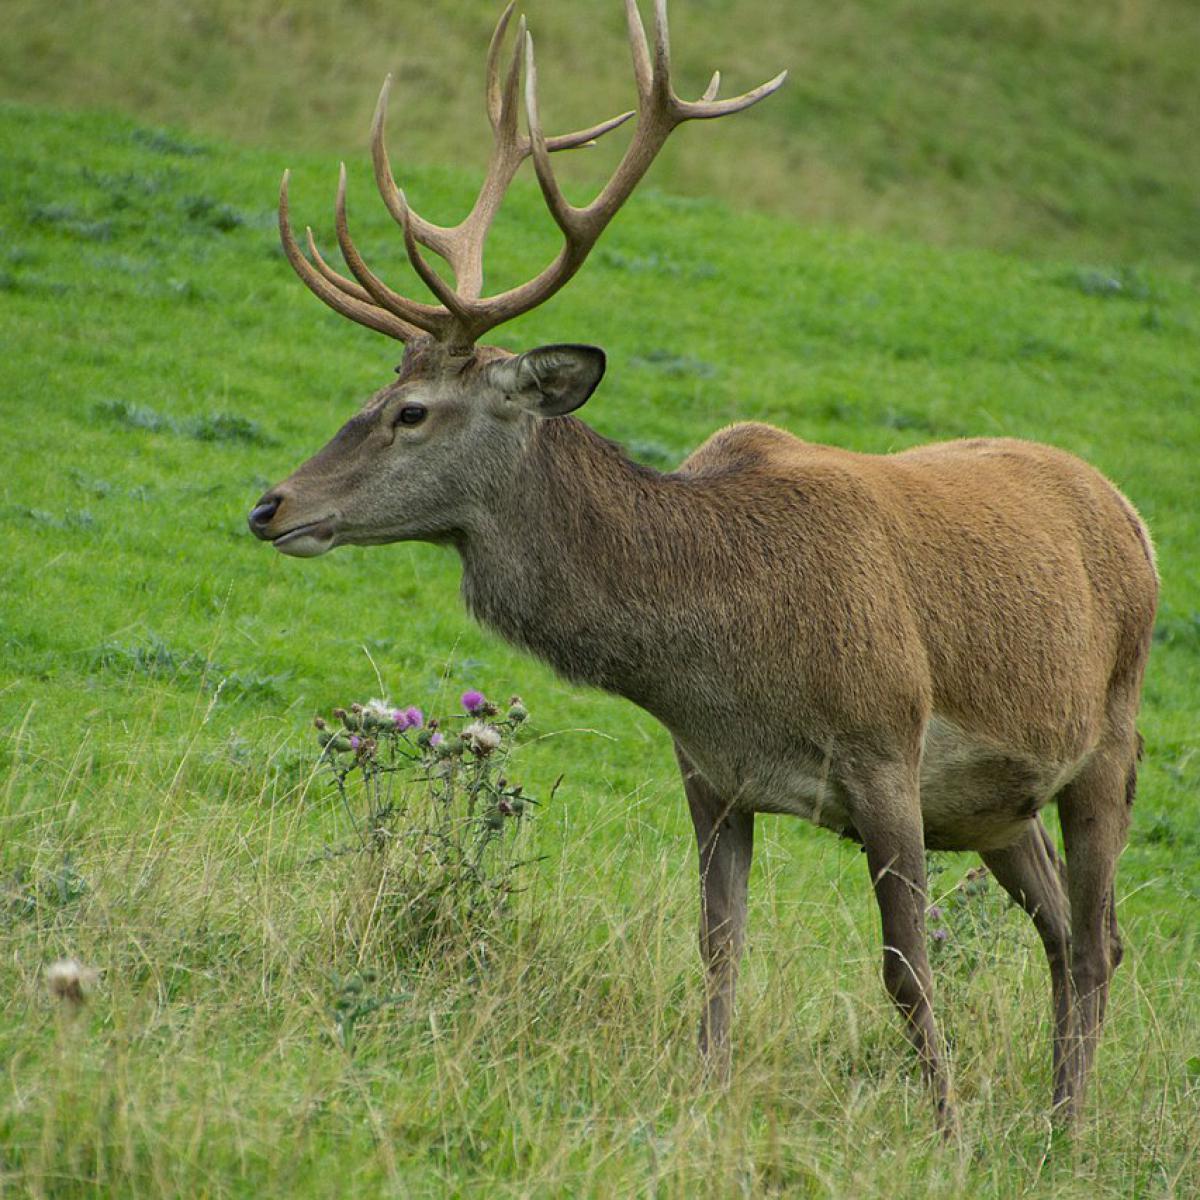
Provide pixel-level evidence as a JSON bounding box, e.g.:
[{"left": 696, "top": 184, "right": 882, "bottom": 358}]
[{"left": 456, "top": 417, "right": 695, "bottom": 707}]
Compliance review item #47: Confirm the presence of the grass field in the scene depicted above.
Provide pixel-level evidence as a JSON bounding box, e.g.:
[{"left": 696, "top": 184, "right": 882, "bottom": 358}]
[{"left": 1, "top": 74, "right": 1199, "bottom": 1200}]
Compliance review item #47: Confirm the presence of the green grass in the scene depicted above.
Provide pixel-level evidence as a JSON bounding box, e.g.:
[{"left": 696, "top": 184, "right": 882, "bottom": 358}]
[
  {"left": 1, "top": 102, "right": 1199, "bottom": 1197},
  {"left": 1, "top": 0, "right": 1199, "bottom": 264}
]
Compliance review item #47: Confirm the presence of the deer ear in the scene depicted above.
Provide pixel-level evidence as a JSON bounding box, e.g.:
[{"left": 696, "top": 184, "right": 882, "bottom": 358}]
[{"left": 487, "top": 344, "right": 606, "bottom": 417}]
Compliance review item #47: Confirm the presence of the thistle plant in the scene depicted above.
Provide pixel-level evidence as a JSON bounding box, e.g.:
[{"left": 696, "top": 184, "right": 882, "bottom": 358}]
[
  {"left": 312, "top": 688, "right": 548, "bottom": 974},
  {"left": 925, "top": 861, "right": 1020, "bottom": 976}
]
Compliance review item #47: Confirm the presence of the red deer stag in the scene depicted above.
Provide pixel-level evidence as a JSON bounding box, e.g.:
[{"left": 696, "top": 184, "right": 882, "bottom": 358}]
[{"left": 248, "top": 0, "right": 1157, "bottom": 1127}]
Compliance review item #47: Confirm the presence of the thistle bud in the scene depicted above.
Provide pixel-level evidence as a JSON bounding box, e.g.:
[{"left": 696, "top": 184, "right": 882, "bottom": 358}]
[
  {"left": 317, "top": 730, "right": 334, "bottom": 748},
  {"left": 484, "top": 810, "right": 505, "bottom": 831},
  {"left": 506, "top": 700, "right": 528, "bottom": 724},
  {"left": 313, "top": 716, "right": 327, "bottom": 731},
  {"left": 330, "top": 734, "right": 353, "bottom": 753}
]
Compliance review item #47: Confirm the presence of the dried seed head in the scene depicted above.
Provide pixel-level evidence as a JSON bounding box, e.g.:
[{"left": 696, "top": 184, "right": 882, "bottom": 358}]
[
  {"left": 45, "top": 958, "right": 98, "bottom": 1006},
  {"left": 464, "top": 721, "right": 502, "bottom": 755}
]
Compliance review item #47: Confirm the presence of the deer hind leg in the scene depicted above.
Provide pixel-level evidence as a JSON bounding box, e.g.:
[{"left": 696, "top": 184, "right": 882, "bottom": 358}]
[
  {"left": 675, "top": 744, "right": 754, "bottom": 1079},
  {"left": 847, "top": 762, "right": 954, "bottom": 1130},
  {"left": 1056, "top": 736, "right": 1137, "bottom": 1120},
  {"left": 982, "top": 816, "right": 1074, "bottom": 1109}
]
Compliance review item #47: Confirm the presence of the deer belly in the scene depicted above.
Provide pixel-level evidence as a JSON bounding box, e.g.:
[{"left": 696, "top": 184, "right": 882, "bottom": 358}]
[
  {"left": 917, "top": 716, "right": 1083, "bottom": 851},
  {"left": 680, "top": 745, "right": 858, "bottom": 836}
]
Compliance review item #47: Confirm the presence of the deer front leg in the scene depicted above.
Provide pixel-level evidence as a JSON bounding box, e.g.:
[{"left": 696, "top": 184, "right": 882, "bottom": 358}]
[
  {"left": 848, "top": 764, "right": 954, "bottom": 1130},
  {"left": 675, "top": 743, "right": 754, "bottom": 1078}
]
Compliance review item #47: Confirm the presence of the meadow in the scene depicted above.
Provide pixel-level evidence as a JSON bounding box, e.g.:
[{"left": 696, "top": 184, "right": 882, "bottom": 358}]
[
  {"left": 1, "top": 5, "right": 1199, "bottom": 1194},
  {"left": 2, "top": 0, "right": 1199, "bottom": 265}
]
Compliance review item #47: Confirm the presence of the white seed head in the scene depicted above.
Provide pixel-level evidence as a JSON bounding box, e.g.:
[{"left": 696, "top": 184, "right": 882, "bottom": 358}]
[
  {"left": 464, "top": 720, "right": 503, "bottom": 755},
  {"left": 44, "top": 958, "right": 99, "bottom": 1005}
]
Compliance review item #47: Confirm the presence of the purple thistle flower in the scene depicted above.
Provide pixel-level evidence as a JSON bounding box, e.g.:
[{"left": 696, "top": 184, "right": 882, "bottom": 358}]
[
  {"left": 928, "top": 905, "right": 944, "bottom": 922},
  {"left": 461, "top": 689, "right": 486, "bottom": 714},
  {"left": 931, "top": 927, "right": 949, "bottom": 942},
  {"left": 392, "top": 709, "right": 409, "bottom": 730},
  {"left": 429, "top": 731, "right": 444, "bottom": 747},
  {"left": 350, "top": 735, "right": 361, "bottom": 750},
  {"left": 404, "top": 706, "right": 424, "bottom": 730}
]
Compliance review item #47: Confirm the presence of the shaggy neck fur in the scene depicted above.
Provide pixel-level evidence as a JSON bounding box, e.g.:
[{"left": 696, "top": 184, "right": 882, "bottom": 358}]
[{"left": 456, "top": 416, "right": 739, "bottom": 719}]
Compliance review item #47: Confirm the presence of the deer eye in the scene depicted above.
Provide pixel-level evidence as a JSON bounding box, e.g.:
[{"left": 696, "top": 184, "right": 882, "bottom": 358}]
[{"left": 394, "top": 404, "right": 427, "bottom": 427}]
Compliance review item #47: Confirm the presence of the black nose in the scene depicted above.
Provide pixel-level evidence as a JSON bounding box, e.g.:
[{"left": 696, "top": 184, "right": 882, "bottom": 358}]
[{"left": 248, "top": 493, "right": 281, "bottom": 538}]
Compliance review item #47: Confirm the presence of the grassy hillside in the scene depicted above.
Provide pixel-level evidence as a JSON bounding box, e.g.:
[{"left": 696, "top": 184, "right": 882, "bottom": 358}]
[
  {"left": 1, "top": 0, "right": 1198, "bottom": 264},
  {"left": 1, "top": 103, "right": 1199, "bottom": 1196}
]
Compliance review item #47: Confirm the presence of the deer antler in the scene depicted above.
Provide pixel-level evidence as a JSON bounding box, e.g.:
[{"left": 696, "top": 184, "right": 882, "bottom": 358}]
[{"left": 280, "top": 1, "right": 786, "bottom": 353}]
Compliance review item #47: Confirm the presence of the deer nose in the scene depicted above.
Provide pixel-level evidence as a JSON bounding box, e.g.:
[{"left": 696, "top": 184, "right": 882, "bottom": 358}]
[{"left": 248, "top": 493, "right": 282, "bottom": 538}]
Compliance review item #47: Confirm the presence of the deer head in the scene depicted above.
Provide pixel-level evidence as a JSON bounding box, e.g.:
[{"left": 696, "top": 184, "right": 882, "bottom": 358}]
[{"left": 248, "top": 0, "right": 785, "bottom": 556}]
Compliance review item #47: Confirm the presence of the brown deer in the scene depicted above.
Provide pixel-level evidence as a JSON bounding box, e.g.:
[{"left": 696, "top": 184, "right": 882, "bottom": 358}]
[{"left": 248, "top": 0, "right": 1157, "bottom": 1128}]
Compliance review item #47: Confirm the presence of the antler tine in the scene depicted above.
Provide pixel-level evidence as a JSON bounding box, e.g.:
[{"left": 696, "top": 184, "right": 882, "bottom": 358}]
[
  {"left": 514, "top": 10, "right": 634, "bottom": 152},
  {"left": 485, "top": 2, "right": 518, "bottom": 132},
  {"left": 524, "top": 33, "right": 580, "bottom": 237},
  {"left": 624, "top": 0, "right": 653, "bottom": 102},
  {"left": 370, "top": 77, "right": 457, "bottom": 263},
  {"left": 390, "top": 184, "right": 475, "bottom": 332},
  {"left": 651, "top": 0, "right": 673, "bottom": 103},
  {"left": 305, "top": 225, "right": 374, "bottom": 304},
  {"left": 278, "top": 170, "right": 420, "bottom": 342},
  {"left": 334, "top": 163, "right": 448, "bottom": 336},
  {"left": 497, "top": 13, "right": 526, "bottom": 145},
  {"left": 649, "top": 0, "right": 787, "bottom": 120},
  {"left": 675, "top": 68, "right": 789, "bottom": 120},
  {"left": 544, "top": 109, "right": 636, "bottom": 153}
]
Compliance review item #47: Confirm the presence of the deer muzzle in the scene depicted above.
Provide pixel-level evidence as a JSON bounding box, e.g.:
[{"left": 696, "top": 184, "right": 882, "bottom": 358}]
[{"left": 248, "top": 491, "right": 337, "bottom": 557}]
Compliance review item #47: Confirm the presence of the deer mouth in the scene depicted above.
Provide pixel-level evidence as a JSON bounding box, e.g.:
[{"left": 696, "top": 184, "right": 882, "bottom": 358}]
[{"left": 271, "top": 518, "right": 337, "bottom": 558}]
